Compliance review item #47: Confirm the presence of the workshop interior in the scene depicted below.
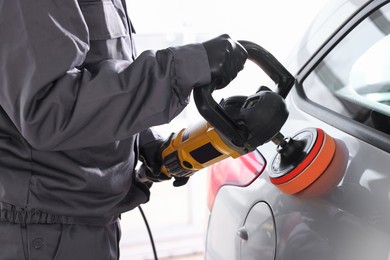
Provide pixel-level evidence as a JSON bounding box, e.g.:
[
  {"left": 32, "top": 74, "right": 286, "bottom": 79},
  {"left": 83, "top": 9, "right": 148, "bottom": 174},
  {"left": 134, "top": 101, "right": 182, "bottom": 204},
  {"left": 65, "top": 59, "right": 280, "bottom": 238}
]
[{"left": 2, "top": 0, "right": 390, "bottom": 259}]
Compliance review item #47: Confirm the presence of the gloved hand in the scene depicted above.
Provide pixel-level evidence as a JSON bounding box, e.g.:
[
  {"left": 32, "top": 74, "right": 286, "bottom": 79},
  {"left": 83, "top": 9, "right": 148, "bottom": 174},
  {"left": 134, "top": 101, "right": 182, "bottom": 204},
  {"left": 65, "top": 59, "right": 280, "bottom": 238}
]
[
  {"left": 138, "top": 137, "right": 190, "bottom": 187},
  {"left": 202, "top": 34, "right": 248, "bottom": 89}
]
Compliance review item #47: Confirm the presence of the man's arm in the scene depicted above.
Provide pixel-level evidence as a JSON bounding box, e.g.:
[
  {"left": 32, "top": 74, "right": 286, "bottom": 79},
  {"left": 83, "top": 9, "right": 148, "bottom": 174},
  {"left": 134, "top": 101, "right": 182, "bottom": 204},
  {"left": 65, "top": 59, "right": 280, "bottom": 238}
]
[{"left": 0, "top": 1, "right": 210, "bottom": 151}]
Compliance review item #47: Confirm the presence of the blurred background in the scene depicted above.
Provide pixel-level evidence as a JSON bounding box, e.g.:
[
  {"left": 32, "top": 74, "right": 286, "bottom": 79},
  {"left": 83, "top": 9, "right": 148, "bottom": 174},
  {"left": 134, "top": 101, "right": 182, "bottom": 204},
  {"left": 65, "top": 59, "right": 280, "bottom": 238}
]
[{"left": 120, "top": 1, "right": 329, "bottom": 259}]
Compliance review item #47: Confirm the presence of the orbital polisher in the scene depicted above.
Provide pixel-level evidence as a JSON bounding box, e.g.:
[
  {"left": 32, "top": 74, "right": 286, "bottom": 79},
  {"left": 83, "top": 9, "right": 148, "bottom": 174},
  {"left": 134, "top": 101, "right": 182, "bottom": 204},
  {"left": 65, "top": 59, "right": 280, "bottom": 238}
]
[{"left": 159, "top": 41, "right": 348, "bottom": 197}]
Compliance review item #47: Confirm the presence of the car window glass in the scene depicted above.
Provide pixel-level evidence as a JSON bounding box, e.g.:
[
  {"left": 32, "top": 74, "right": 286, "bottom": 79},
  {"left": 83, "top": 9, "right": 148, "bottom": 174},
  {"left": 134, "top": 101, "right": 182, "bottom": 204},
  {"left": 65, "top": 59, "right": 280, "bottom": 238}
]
[{"left": 303, "top": 3, "right": 390, "bottom": 135}]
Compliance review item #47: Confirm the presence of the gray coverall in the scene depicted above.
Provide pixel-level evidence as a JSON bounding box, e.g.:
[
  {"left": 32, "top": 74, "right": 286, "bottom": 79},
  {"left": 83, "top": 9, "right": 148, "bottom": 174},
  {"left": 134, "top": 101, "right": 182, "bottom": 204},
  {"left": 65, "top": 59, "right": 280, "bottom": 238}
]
[{"left": 0, "top": 0, "right": 210, "bottom": 259}]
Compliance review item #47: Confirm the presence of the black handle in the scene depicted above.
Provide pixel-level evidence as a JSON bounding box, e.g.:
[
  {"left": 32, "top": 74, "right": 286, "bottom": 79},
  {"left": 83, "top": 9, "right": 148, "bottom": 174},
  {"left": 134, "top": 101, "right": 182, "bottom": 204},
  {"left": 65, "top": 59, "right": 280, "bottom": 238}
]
[
  {"left": 193, "top": 41, "right": 294, "bottom": 147},
  {"left": 239, "top": 40, "right": 295, "bottom": 99}
]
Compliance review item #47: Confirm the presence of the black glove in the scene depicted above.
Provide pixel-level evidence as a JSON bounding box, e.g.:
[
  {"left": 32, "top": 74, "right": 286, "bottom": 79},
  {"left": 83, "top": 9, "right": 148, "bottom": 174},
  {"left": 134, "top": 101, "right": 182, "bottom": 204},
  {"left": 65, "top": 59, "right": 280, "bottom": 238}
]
[
  {"left": 202, "top": 34, "right": 247, "bottom": 89},
  {"left": 138, "top": 137, "right": 190, "bottom": 187}
]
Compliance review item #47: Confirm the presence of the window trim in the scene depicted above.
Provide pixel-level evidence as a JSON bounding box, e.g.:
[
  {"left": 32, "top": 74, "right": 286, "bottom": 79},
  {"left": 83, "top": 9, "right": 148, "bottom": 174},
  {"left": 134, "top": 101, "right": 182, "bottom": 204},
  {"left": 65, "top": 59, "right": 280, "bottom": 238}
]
[{"left": 293, "top": 0, "right": 390, "bottom": 153}]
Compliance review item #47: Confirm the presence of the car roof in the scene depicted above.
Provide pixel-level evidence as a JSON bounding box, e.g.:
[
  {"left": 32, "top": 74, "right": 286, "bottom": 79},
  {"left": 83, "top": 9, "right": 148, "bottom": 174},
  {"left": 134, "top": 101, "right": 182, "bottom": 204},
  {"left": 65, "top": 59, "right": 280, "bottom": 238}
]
[{"left": 285, "top": 0, "right": 373, "bottom": 74}]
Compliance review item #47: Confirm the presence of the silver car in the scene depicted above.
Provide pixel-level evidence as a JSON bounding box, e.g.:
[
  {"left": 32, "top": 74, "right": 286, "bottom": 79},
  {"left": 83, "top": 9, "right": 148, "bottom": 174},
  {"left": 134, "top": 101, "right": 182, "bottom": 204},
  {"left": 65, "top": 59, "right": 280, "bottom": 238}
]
[{"left": 205, "top": 0, "right": 390, "bottom": 259}]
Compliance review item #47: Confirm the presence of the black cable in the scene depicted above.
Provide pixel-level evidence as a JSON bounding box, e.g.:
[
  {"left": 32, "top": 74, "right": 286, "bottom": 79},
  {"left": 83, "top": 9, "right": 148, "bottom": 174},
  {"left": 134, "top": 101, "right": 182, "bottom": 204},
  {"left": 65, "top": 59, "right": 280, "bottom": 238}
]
[{"left": 138, "top": 206, "right": 158, "bottom": 260}]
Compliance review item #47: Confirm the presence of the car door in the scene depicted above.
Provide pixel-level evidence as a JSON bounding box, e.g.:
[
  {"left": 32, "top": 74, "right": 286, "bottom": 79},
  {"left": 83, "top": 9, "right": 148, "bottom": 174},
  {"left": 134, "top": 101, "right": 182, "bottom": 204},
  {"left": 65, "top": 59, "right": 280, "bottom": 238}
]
[
  {"left": 206, "top": 1, "right": 390, "bottom": 260},
  {"left": 277, "top": 0, "right": 390, "bottom": 259}
]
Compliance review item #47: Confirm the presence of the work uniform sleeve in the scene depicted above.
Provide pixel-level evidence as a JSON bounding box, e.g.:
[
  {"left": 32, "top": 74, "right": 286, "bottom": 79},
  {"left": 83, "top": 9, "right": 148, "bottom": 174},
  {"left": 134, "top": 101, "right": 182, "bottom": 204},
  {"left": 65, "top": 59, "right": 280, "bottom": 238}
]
[{"left": 0, "top": 1, "right": 210, "bottom": 151}]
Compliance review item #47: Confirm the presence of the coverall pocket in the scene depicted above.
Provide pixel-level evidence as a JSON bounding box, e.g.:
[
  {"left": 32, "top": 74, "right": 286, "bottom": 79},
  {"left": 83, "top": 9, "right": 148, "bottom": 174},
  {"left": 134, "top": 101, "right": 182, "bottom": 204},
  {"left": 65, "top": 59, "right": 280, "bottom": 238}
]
[
  {"left": 53, "top": 222, "right": 120, "bottom": 260},
  {"left": 79, "top": 0, "right": 127, "bottom": 41},
  {"left": 25, "top": 223, "right": 63, "bottom": 260}
]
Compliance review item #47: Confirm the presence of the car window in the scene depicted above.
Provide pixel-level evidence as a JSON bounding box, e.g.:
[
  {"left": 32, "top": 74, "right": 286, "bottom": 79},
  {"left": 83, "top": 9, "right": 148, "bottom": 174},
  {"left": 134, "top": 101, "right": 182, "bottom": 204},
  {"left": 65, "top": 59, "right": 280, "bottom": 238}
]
[{"left": 302, "top": 3, "right": 390, "bottom": 135}]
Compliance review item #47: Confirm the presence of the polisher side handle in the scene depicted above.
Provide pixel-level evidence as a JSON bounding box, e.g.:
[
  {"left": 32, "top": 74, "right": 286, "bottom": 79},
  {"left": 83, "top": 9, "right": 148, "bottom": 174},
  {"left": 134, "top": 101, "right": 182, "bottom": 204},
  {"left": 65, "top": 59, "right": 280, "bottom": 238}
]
[
  {"left": 193, "top": 81, "right": 246, "bottom": 147},
  {"left": 193, "top": 40, "right": 294, "bottom": 148},
  {"left": 238, "top": 40, "right": 295, "bottom": 98}
]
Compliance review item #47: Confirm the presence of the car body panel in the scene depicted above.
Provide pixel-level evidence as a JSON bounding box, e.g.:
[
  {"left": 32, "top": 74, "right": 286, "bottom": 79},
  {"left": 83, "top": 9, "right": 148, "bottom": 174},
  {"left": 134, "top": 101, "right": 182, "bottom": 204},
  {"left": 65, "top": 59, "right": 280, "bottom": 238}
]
[{"left": 206, "top": 117, "right": 390, "bottom": 259}]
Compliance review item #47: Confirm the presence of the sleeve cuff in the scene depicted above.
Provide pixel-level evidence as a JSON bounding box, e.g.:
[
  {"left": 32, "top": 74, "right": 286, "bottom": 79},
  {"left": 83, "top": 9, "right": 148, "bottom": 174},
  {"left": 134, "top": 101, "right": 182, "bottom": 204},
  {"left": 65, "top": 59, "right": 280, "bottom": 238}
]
[{"left": 168, "top": 43, "right": 211, "bottom": 104}]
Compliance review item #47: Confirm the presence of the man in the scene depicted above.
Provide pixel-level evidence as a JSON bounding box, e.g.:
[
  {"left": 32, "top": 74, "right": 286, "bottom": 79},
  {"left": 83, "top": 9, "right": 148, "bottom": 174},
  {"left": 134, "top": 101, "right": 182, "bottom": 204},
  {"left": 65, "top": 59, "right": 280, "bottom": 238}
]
[{"left": 0, "top": 0, "right": 247, "bottom": 259}]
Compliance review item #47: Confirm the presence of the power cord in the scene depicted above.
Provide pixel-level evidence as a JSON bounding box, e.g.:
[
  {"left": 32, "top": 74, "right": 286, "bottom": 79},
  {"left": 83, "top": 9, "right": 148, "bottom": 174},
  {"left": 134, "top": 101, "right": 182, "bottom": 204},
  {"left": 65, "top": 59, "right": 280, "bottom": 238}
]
[{"left": 138, "top": 206, "right": 158, "bottom": 260}]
